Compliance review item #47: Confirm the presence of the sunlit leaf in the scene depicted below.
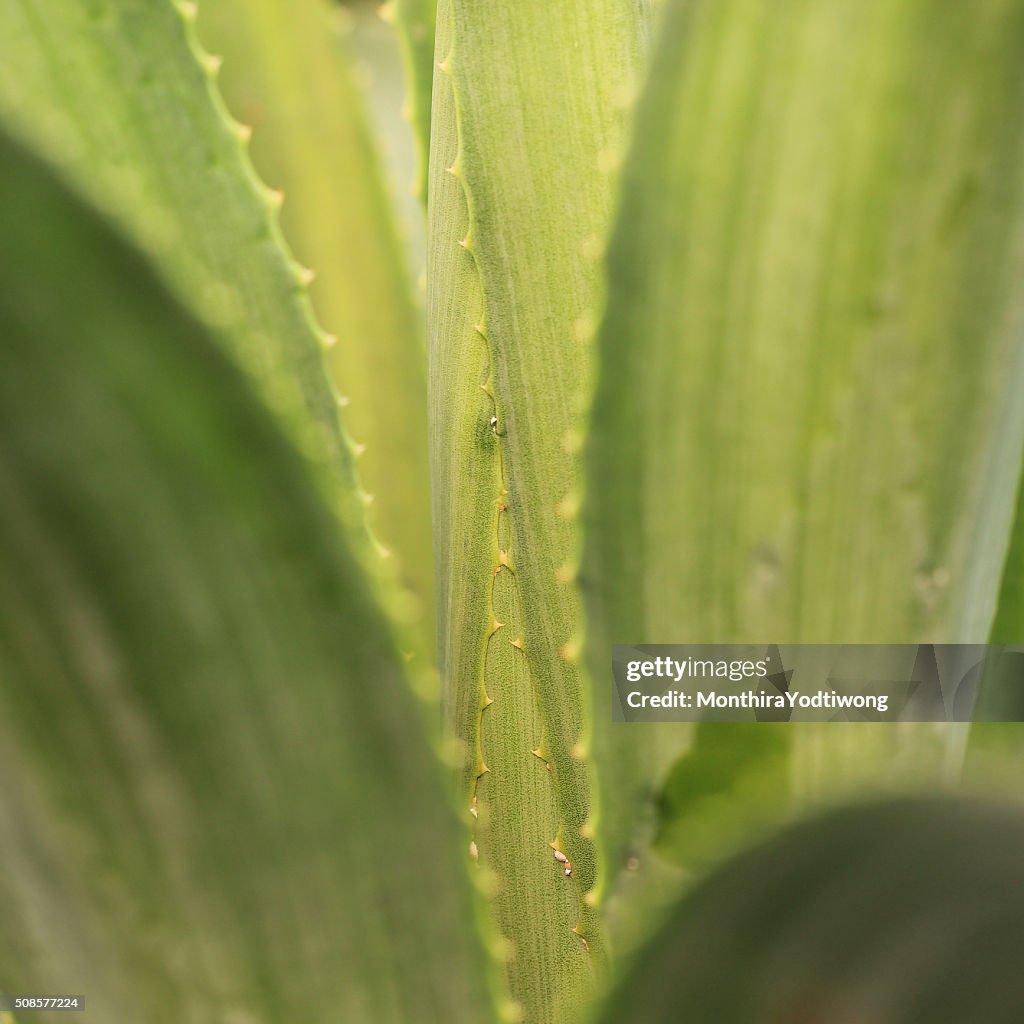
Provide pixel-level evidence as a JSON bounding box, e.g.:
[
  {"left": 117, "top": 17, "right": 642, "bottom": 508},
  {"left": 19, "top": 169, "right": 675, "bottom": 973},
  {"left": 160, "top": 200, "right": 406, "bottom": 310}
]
[
  {"left": 426, "top": 0, "right": 648, "bottom": 1017},
  {"left": 585, "top": 0, "right": 1024, "bottom": 910},
  {"left": 196, "top": 0, "right": 435, "bottom": 657}
]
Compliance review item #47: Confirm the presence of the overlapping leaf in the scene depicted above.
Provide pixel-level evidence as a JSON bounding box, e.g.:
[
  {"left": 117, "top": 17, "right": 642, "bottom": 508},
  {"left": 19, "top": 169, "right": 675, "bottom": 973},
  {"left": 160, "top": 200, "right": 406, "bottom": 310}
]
[
  {"left": 598, "top": 797, "right": 1024, "bottom": 1022},
  {"left": 585, "top": 0, "right": 1024, "bottom": 906},
  {"left": 196, "top": 0, "right": 434, "bottom": 656},
  {"left": 393, "top": 0, "right": 437, "bottom": 203},
  {"left": 0, "top": 0, "right": 363, "bottom": 540},
  {"left": 0, "top": 128, "right": 499, "bottom": 1024}
]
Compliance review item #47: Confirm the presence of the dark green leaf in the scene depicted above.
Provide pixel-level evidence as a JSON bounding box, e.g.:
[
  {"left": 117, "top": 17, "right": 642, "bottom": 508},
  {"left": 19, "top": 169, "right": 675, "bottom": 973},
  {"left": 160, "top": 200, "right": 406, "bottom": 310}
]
[
  {"left": 600, "top": 796, "right": 1024, "bottom": 1023},
  {"left": 0, "top": 128, "right": 499, "bottom": 1024}
]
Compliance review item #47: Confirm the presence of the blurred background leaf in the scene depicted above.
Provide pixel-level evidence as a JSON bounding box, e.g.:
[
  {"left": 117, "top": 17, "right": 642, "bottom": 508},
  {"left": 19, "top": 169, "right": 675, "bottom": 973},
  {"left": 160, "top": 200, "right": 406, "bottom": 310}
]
[
  {"left": 0, "top": 0, "right": 373, "bottom": 557},
  {"left": 654, "top": 723, "right": 789, "bottom": 867},
  {"left": 964, "top": 477, "right": 1024, "bottom": 772},
  {"left": 332, "top": 0, "right": 435, "bottom": 215},
  {"left": 598, "top": 797, "right": 1024, "bottom": 1023},
  {"left": 196, "top": 0, "right": 435, "bottom": 659},
  {"left": 0, "top": 126, "right": 501, "bottom": 1023},
  {"left": 584, "top": 0, "right": 1024, "bottom": 930},
  {"left": 346, "top": 3, "right": 428, "bottom": 276},
  {"left": 391, "top": 0, "right": 437, "bottom": 206}
]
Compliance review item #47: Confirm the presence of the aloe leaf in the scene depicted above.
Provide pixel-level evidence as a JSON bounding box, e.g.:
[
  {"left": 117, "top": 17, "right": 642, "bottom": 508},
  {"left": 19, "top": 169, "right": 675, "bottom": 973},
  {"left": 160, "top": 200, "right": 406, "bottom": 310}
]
[
  {"left": 391, "top": 0, "right": 436, "bottom": 204},
  {"left": 585, "top": 0, "right": 1024, "bottom": 902},
  {"left": 427, "top": 0, "right": 647, "bottom": 1018},
  {"left": 194, "top": 0, "right": 435, "bottom": 657},
  {"left": 964, "top": 456, "right": 1024, "bottom": 773},
  {"left": 991, "top": 565, "right": 1024, "bottom": 652},
  {"left": 654, "top": 724, "right": 789, "bottom": 866},
  {"left": 0, "top": 127, "right": 500, "bottom": 1023},
  {"left": 598, "top": 796, "right": 1024, "bottom": 1022},
  {"left": 346, "top": 6, "right": 427, "bottom": 280},
  {"left": 0, "top": 0, "right": 368, "bottom": 547},
  {"left": 987, "top": 456, "right": 1024, "bottom": 647}
]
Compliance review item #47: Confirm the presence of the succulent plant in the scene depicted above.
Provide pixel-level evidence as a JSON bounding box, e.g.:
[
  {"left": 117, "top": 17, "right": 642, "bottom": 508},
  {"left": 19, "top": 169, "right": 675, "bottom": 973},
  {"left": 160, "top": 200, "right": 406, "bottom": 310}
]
[{"left": 3, "top": 1, "right": 1024, "bottom": 1021}]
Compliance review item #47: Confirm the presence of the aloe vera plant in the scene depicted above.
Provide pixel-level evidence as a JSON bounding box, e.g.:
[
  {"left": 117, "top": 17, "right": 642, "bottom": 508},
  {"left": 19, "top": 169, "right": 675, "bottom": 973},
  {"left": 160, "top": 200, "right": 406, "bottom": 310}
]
[{"left": 4, "top": 0, "right": 1024, "bottom": 1022}]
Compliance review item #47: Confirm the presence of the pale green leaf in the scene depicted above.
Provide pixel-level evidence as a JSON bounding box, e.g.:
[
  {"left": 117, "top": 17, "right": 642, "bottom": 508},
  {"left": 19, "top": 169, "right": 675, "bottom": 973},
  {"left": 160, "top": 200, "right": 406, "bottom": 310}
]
[
  {"left": 393, "top": 0, "right": 436, "bottom": 204},
  {"left": 195, "top": 0, "right": 435, "bottom": 658},
  {"left": 0, "top": 127, "right": 500, "bottom": 1024},
  {"left": 0, "top": 0, "right": 366, "bottom": 543},
  {"left": 426, "top": 1, "right": 648, "bottom": 1018},
  {"left": 585, "top": 0, "right": 1024, "bottom": 905}
]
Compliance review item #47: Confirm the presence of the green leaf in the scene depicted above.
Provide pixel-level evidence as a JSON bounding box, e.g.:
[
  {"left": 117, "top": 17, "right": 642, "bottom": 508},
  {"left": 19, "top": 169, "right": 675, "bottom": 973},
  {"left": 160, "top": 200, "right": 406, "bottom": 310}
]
[
  {"left": 987, "top": 455, "right": 1024, "bottom": 647},
  {"left": 654, "top": 723, "right": 789, "bottom": 867},
  {"left": 585, "top": 0, "right": 1024, "bottom": 900},
  {"left": 965, "top": 470, "right": 1024, "bottom": 776},
  {"left": 426, "top": 1, "right": 648, "bottom": 1018},
  {"left": 194, "top": 0, "right": 435, "bottom": 658},
  {"left": 597, "top": 796, "right": 1024, "bottom": 1022},
  {"left": 0, "top": 0, "right": 365, "bottom": 541},
  {"left": 393, "top": 0, "right": 437, "bottom": 204},
  {"left": 0, "top": 127, "right": 500, "bottom": 1023}
]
